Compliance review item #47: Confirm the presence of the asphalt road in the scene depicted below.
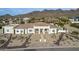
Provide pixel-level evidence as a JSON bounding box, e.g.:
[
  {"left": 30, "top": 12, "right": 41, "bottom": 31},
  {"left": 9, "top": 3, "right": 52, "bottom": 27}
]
[
  {"left": 24, "top": 48, "right": 79, "bottom": 51},
  {"left": 1, "top": 48, "right": 79, "bottom": 51}
]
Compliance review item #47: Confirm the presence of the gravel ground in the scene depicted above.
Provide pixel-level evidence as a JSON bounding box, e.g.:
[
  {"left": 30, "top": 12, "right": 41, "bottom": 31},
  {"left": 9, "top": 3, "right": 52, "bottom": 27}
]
[
  {"left": 0, "top": 32, "right": 79, "bottom": 49},
  {"left": 0, "top": 29, "right": 3, "bottom": 34}
]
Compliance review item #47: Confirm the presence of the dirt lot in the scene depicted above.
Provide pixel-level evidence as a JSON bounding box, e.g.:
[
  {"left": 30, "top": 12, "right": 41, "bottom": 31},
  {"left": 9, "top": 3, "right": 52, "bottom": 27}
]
[
  {"left": 0, "top": 29, "right": 3, "bottom": 34},
  {"left": 0, "top": 31, "right": 79, "bottom": 49}
]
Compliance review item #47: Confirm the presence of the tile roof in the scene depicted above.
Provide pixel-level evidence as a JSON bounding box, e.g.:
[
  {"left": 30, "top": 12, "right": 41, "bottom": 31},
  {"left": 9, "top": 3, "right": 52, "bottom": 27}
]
[
  {"left": 14, "top": 23, "right": 33, "bottom": 29},
  {"left": 14, "top": 22, "right": 50, "bottom": 29},
  {"left": 34, "top": 22, "right": 49, "bottom": 26}
]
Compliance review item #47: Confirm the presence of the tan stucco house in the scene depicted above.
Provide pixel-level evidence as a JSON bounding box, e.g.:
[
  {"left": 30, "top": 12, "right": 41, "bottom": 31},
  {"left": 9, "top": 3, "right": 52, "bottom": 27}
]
[
  {"left": 69, "top": 16, "right": 79, "bottom": 23},
  {"left": 2, "top": 22, "right": 68, "bottom": 34}
]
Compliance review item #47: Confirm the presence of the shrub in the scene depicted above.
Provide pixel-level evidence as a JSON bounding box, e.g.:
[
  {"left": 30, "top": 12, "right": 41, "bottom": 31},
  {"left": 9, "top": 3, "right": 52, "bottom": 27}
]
[
  {"left": 70, "top": 23, "right": 79, "bottom": 28},
  {"left": 0, "top": 24, "right": 2, "bottom": 29},
  {"left": 71, "top": 31, "right": 79, "bottom": 35},
  {"left": 0, "top": 40, "right": 5, "bottom": 44},
  {"left": 57, "top": 22, "right": 64, "bottom": 27}
]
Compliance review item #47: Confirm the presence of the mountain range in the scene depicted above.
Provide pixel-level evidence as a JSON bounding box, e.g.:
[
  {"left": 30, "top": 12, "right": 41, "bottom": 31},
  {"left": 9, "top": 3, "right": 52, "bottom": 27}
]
[{"left": 1, "top": 9, "right": 79, "bottom": 19}]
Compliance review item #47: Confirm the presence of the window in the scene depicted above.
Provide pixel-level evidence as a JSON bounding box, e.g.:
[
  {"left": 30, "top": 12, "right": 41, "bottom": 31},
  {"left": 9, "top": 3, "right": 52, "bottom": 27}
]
[
  {"left": 7, "top": 29, "right": 9, "bottom": 32},
  {"left": 29, "top": 30, "right": 32, "bottom": 32},
  {"left": 35, "top": 29, "right": 38, "bottom": 31},
  {"left": 45, "top": 29, "right": 47, "bottom": 31},
  {"left": 78, "top": 19, "right": 79, "bottom": 21},
  {"left": 17, "top": 30, "right": 19, "bottom": 32},
  {"left": 52, "top": 30, "right": 55, "bottom": 32},
  {"left": 21, "top": 30, "right": 23, "bottom": 33},
  {"left": 45, "top": 29, "right": 48, "bottom": 31},
  {"left": 74, "top": 19, "right": 77, "bottom": 21}
]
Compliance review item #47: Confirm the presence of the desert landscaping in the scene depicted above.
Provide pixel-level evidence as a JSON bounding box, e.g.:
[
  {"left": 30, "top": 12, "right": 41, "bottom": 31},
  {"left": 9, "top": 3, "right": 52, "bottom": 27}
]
[
  {"left": 0, "top": 26, "right": 79, "bottom": 49},
  {"left": 0, "top": 8, "right": 79, "bottom": 50}
]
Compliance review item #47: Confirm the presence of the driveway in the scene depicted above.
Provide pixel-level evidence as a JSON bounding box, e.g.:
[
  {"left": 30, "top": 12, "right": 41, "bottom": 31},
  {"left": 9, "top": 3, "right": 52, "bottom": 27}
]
[
  {"left": 64, "top": 25, "right": 79, "bottom": 32},
  {"left": 28, "top": 33, "right": 59, "bottom": 48}
]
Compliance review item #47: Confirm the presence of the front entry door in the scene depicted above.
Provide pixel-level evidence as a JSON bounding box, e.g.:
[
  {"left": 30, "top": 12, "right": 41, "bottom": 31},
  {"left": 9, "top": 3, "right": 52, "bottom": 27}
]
[{"left": 40, "top": 29, "right": 43, "bottom": 33}]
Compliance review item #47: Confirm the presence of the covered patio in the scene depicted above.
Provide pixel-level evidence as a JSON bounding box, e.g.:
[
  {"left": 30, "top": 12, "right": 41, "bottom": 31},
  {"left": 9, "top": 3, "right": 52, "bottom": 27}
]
[{"left": 34, "top": 26, "right": 50, "bottom": 34}]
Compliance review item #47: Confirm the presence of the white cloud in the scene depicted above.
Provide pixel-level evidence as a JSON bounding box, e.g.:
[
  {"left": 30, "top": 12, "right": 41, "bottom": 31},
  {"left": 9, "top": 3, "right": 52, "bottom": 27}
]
[{"left": 0, "top": 0, "right": 79, "bottom": 8}]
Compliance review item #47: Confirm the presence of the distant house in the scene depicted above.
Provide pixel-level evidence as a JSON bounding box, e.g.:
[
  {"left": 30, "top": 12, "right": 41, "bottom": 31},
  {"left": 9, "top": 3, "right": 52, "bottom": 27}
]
[
  {"left": 23, "top": 17, "right": 30, "bottom": 24},
  {"left": 0, "top": 14, "right": 30, "bottom": 24},
  {"left": 69, "top": 16, "right": 79, "bottom": 23},
  {"left": 12, "top": 17, "right": 30, "bottom": 24},
  {"left": 1, "top": 18, "right": 13, "bottom": 25},
  {"left": 2, "top": 24, "right": 18, "bottom": 34},
  {"left": 2, "top": 22, "right": 68, "bottom": 34}
]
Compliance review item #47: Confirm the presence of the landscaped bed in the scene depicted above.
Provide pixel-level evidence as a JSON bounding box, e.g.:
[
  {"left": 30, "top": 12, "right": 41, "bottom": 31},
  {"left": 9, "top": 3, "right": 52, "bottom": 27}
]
[
  {"left": 0, "top": 34, "right": 8, "bottom": 47},
  {"left": 70, "top": 23, "right": 79, "bottom": 29},
  {"left": 7, "top": 34, "right": 31, "bottom": 48}
]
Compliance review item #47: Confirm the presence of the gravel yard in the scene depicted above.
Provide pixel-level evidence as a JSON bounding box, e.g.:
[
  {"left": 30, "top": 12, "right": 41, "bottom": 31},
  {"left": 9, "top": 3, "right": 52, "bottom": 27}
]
[
  {"left": 0, "top": 29, "right": 3, "bottom": 34},
  {"left": 0, "top": 31, "right": 79, "bottom": 49}
]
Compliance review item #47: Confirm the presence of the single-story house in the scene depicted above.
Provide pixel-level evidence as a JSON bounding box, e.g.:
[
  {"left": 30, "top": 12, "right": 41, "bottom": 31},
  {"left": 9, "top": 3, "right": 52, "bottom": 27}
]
[
  {"left": 2, "top": 22, "right": 68, "bottom": 34},
  {"left": 69, "top": 16, "right": 79, "bottom": 23}
]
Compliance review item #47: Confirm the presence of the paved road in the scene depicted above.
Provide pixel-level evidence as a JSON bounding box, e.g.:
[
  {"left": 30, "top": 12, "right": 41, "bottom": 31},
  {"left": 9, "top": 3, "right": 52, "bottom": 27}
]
[
  {"left": 1, "top": 47, "right": 79, "bottom": 51},
  {"left": 24, "top": 48, "right": 79, "bottom": 51}
]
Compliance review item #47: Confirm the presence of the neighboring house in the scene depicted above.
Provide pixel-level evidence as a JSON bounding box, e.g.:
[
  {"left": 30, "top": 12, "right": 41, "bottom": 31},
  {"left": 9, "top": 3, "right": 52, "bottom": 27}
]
[
  {"left": 2, "top": 24, "right": 18, "bottom": 34},
  {"left": 1, "top": 16, "right": 30, "bottom": 24},
  {"left": 1, "top": 18, "right": 14, "bottom": 25},
  {"left": 12, "top": 17, "right": 30, "bottom": 24},
  {"left": 2, "top": 22, "right": 68, "bottom": 34},
  {"left": 69, "top": 16, "right": 79, "bottom": 23},
  {"left": 23, "top": 17, "right": 30, "bottom": 24}
]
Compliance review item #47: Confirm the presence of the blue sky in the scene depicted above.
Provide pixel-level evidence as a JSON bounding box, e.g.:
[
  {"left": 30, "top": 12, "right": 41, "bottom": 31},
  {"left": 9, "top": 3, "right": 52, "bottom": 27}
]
[{"left": 0, "top": 8, "right": 77, "bottom": 16}]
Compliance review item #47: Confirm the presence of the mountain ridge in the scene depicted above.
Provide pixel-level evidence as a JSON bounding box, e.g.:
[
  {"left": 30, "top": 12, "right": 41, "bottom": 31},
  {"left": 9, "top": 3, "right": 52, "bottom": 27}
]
[{"left": 1, "top": 9, "right": 79, "bottom": 19}]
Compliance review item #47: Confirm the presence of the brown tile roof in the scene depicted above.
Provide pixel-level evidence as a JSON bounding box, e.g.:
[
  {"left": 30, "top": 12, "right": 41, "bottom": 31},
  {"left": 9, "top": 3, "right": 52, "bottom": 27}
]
[
  {"left": 14, "top": 23, "right": 33, "bottom": 29},
  {"left": 14, "top": 22, "right": 50, "bottom": 29},
  {"left": 34, "top": 22, "right": 49, "bottom": 26}
]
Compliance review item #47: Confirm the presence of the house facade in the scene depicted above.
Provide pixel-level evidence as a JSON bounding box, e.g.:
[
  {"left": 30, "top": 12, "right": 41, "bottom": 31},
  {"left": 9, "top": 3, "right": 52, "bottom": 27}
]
[
  {"left": 69, "top": 16, "right": 79, "bottom": 23},
  {"left": 2, "top": 22, "right": 68, "bottom": 34}
]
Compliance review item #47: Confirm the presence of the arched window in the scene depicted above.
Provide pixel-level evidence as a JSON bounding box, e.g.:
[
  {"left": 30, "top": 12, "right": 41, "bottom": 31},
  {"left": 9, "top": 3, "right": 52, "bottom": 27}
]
[
  {"left": 17, "top": 30, "right": 19, "bottom": 32},
  {"left": 7, "top": 29, "right": 9, "bottom": 32}
]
